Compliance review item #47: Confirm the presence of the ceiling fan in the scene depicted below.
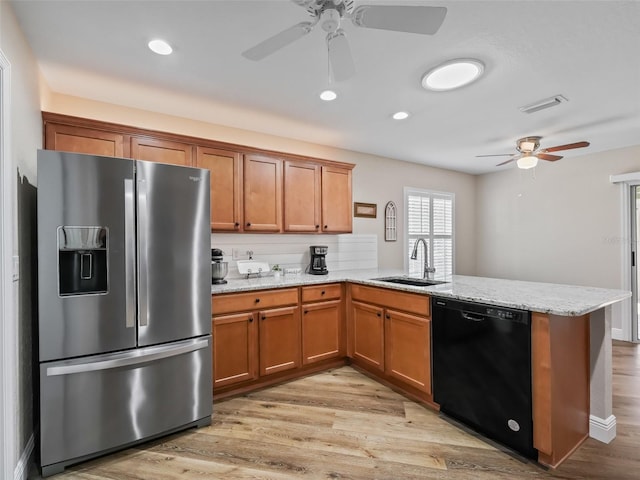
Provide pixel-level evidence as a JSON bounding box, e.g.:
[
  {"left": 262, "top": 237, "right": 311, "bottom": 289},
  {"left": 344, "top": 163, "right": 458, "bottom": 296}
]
[
  {"left": 477, "top": 136, "right": 591, "bottom": 169},
  {"left": 241, "top": 0, "right": 447, "bottom": 81}
]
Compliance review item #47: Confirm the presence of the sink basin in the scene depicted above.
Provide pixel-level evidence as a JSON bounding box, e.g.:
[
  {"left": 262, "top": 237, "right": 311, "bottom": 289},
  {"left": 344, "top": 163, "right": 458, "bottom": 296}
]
[{"left": 372, "top": 276, "right": 449, "bottom": 287}]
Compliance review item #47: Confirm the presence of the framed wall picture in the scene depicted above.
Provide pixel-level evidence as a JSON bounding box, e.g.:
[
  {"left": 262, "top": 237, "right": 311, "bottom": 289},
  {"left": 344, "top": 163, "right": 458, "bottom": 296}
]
[{"left": 354, "top": 202, "right": 377, "bottom": 218}]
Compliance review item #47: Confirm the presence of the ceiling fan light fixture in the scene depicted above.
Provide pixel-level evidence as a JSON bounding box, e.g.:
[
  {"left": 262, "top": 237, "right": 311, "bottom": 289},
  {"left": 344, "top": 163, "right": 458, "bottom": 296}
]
[
  {"left": 517, "top": 154, "right": 539, "bottom": 170},
  {"left": 392, "top": 111, "right": 410, "bottom": 120},
  {"left": 319, "top": 89, "right": 338, "bottom": 101},
  {"left": 421, "top": 59, "right": 484, "bottom": 91},
  {"left": 148, "top": 39, "right": 173, "bottom": 55}
]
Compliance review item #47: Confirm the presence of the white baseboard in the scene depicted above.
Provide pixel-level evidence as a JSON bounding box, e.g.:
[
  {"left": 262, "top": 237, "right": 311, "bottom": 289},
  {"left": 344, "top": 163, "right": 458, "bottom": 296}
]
[
  {"left": 14, "top": 433, "right": 34, "bottom": 480},
  {"left": 589, "top": 414, "right": 617, "bottom": 444},
  {"left": 611, "top": 327, "right": 626, "bottom": 341}
]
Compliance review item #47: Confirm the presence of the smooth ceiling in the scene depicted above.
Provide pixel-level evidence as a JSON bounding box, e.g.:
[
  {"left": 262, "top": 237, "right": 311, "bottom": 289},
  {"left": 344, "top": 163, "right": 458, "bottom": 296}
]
[{"left": 10, "top": 0, "right": 640, "bottom": 174}]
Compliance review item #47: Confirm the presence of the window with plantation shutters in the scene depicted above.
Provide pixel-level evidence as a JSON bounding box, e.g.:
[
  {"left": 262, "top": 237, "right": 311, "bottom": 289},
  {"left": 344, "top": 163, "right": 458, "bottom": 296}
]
[{"left": 404, "top": 188, "right": 454, "bottom": 277}]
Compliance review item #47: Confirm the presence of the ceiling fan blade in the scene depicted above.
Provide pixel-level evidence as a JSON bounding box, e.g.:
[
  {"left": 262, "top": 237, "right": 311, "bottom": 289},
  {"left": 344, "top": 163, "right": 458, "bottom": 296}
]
[
  {"left": 537, "top": 153, "right": 563, "bottom": 161},
  {"left": 350, "top": 5, "right": 447, "bottom": 35},
  {"left": 475, "top": 154, "right": 514, "bottom": 158},
  {"left": 496, "top": 156, "right": 519, "bottom": 166},
  {"left": 540, "top": 141, "right": 590, "bottom": 153},
  {"left": 327, "top": 29, "right": 355, "bottom": 81},
  {"left": 242, "top": 21, "right": 315, "bottom": 61}
]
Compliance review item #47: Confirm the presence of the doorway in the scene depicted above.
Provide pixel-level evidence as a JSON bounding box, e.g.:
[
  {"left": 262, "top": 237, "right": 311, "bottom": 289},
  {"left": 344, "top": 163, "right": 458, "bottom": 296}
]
[{"left": 631, "top": 185, "right": 640, "bottom": 342}]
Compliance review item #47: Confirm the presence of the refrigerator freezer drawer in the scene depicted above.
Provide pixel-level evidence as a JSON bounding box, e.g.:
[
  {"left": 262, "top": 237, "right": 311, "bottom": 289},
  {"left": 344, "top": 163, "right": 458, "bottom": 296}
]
[{"left": 39, "top": 336, "right": 212, "bottom": 474}]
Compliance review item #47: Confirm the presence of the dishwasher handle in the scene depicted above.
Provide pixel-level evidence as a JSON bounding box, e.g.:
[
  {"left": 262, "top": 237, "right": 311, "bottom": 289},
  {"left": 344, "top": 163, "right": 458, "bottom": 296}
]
[{"left": 461, "top": 311, "right": 487, "bottom": 322}]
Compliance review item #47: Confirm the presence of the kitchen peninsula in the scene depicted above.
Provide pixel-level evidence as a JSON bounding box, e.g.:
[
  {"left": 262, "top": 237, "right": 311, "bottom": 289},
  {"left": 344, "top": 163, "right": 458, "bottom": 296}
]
[{"left": 211, "top": 271, "right": 630, "bottom": 468}]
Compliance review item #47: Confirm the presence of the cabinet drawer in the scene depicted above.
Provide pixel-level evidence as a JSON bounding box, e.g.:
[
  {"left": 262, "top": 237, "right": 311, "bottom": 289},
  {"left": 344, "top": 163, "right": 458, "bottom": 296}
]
[
  {"left": 350, "top": 284, "right": 430, "bottom": 317},
  {"left": 212, "top": 288, "right": 298, "bottom": 315},
  {"left": 301, "top": 283, "right": 342, "bottom": 303}
]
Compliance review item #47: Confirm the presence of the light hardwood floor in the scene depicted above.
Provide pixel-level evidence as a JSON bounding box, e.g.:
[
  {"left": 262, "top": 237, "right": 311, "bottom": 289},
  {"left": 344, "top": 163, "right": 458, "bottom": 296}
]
[{"left": 33, "top": 341, "right": 640, "bottom": 479}]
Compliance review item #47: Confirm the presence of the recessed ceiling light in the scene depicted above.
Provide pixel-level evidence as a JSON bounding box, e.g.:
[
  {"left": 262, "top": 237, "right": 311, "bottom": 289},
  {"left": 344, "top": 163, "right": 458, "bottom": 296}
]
[
  {"left": 320, "top": 90, "right": 337, "bottom": 101},
  {"left": 148, "top": 39, "right": 173, "bottom": 55},
  {"left": 392, "top": 111, "right": 410, "bottom": 120},
  {"left": 422, "top": 59, "right": 484, "bottom": 91}
]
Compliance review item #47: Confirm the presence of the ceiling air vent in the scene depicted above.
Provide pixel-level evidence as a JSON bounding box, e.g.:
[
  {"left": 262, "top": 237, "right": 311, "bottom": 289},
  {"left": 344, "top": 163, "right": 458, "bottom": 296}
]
[{"left": 519, "top": 95, "right": 568, "bottom": 114}]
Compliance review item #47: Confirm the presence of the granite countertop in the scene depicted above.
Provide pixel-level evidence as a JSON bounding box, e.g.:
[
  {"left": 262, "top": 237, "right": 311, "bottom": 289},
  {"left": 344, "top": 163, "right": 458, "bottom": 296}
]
[{"left": 212, "top": 269, "right": 631, "bottom": 317}]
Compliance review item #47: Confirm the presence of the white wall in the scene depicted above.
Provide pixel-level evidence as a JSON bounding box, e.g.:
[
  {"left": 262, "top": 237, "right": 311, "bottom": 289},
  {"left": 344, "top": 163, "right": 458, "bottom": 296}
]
[
  {"left": 42, "top": 92, "right": 478, "bottom": 275},
  {"left": 0, "top": 2, "right": 42, "bottom": 478},
  {"left": 476, "top": 145, "right": 640, "bottom": 336}
]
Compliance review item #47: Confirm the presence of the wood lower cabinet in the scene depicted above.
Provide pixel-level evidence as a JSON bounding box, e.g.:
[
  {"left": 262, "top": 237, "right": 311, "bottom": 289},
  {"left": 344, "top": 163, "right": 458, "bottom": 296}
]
[
  {"left": 131, "top": 137, "right": 193, "bottom": 166},
  {"left": 44, "top": 122, "right": 126, "bottom": 157},
  {"left": 212, "top": 312, "right": 258, "bottom": 388},
  {"left": 259, "top": 306, "right": 301, "bottom": 376},
  {"left": 349, "top": 284, "right": 431, "bottom": 395},
  {"left": 351, "top": 301, "right": 385, "bottom": 372},
  {"left": 301, "top": 284, "right": 344, "bottom": 365},
  {"left": 243, "top": 154, "right": 283, "bottom": 232},
  {"left": 385, "top": 309, "right": 431, "bottom": 394},
  {"left": 196, "top": 146, "right": 242, "bottom": 231}
]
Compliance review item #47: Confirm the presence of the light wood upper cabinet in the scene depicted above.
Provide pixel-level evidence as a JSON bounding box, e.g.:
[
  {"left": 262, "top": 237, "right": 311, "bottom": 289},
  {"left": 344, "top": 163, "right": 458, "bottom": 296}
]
[
  {"left": 244, "top": 154, "right": 283, "bottom": 232},
  {"left": 321, "top": 165, "right": 352, "bottom": 233},
  {"left": 45, "top": 123, "right": 126, "bottom": 158},
  {"left": 131, "top": 137, "right": 193, "bottom": 166},
  {"left": 283, "top": 160, "right": 321, "bottom": 233},
  {"left": 196, "top": 147, "right": 242, "bottom": 231}
]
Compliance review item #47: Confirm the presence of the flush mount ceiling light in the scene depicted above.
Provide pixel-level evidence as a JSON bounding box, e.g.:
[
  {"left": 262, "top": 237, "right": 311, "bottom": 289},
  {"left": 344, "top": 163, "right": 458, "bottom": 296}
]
[
  {"left": 392, "top": 111, "right": 410, "bottom": 120},
  {"left": 148, "top": 39, "right": 173, "bottom": 55},
  {"left": 319, "top": 89, "right": 337, "bottom": 101},
  {"left": 421, "top": 59, "right": 484, "bottom": 91},
  {"left": 516, "top": 153, "right": 539, "bottom": 170}
]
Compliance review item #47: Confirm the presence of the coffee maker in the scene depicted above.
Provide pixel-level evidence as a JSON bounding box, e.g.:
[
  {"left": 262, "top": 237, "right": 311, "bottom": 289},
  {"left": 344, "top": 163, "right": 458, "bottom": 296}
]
[{"left": 308, "top": 245, "right": 328, "bottom": 275}]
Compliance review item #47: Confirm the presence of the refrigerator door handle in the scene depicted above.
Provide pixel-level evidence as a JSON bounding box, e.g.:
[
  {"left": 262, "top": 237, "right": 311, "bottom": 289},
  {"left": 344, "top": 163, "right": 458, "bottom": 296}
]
[
  {"left": 46, "top": 337, "right": 210, "bottom": 376},
  {"left": 137, "top": 179, "right": 149, "bottom": 327},
  {"left": 124, "top": 179, "right": 136, "bottom": 328}
]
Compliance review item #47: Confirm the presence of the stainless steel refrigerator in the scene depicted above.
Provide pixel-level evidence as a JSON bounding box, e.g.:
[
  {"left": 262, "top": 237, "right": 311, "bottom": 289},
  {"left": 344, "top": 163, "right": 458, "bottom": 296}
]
[{"left": 36, "top": 150, "right": 213, "bottom": 476}]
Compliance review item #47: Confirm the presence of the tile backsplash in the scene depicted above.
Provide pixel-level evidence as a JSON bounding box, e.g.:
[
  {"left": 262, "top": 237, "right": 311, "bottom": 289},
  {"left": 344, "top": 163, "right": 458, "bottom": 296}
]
[{"left": 211, "top": 234, "right": 378, "bottom": 278}]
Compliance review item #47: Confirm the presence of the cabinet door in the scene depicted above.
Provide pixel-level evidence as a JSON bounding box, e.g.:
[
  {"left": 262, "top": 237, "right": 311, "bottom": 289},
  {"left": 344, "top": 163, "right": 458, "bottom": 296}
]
[
  {"left": 321, "top": 165, "right": 352, "bottom": 233},
  {"left": 45, "top": 123, "right": 126, "bottom": 157},
  {"left": 351, "top": 301, "right": 384, "bottom": 372},
  {"left": 385, "top": 309, "right": 431, "bottom": 394},
  {"left": 131, "top": 137, "right": 193, "bottom": 166},
  {"left": 302, "top": 300, "right": 343, "bottom": 365},
  {"left": 212, "top": 312, "right": 258, "bottom": 388},
  {"left": 259, "top": 306, "right": 301, "bottom": 376},
  {"left": 244, "top": 154, "right": 282, "bottom": 232},
  {"left": 283, "top": 160, "right": 321, "bottom": 232},
  {"left": 196, "top": 147, "right": 242, "bottom": 231}
]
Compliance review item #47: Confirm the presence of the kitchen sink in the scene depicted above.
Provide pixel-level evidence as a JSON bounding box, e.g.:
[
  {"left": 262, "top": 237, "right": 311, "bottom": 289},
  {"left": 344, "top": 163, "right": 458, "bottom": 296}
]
[{"left": 372, "top": 276, "right": 449, "bottom": 287}]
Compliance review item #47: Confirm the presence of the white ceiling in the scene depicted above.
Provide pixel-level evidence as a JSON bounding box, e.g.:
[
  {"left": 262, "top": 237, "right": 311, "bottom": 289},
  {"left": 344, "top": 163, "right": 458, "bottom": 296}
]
[{"left": 10, "top": 0, "right": 640, "bottom": 174}]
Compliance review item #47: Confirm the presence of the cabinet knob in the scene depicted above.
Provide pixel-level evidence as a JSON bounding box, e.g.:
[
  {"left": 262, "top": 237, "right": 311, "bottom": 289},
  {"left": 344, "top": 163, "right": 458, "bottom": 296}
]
[
  {"left": 261, "top": 315, "right": 266, "bottom": 321},
  {"left": 255, "top": 298, "right": 260, "bottom": 303},
  {"left": 385, "top": 314, "right": 390, "bottom": 320},
  {"left": 249, "top": 317, "right": 253, "bottom": 323},
  {"left": 246, "top": 222, "right": 252, "bottom": 227},
  {"left": 235, "top": 222, "right": 240, "bottom": 227},
  {"left": 324, "top": 225, "right": 328, "bottom": 229},
  {"left": 315, "top": 225, "right": 320, "bottom": 229},
  {"left": 377, "top": 312, "right": 382, "bottom": 317},
  {"left": 321, "top": 291, "right": 325, "bottom": 295},
  {"left": 304, "top": 310, "right": 308, "bottom": 314}
]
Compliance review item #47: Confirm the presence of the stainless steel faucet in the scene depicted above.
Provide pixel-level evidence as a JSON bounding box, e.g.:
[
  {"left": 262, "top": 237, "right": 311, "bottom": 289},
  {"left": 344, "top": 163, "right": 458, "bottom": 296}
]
[{"left": 410, "top": 238, "right": 436, "bottom": 280}]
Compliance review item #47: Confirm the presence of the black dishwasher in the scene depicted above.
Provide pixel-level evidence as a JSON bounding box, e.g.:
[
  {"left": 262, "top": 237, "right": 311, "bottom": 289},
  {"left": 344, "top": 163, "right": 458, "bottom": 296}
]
[{"left": 431, "top": 297, "right": 536, "bottom": 459}]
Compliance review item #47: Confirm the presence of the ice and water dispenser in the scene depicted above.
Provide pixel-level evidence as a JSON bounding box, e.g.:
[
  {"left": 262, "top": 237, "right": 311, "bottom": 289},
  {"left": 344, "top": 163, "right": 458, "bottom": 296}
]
[{"left": 58, "top": 226, "right": 108, "bottom": 295}]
